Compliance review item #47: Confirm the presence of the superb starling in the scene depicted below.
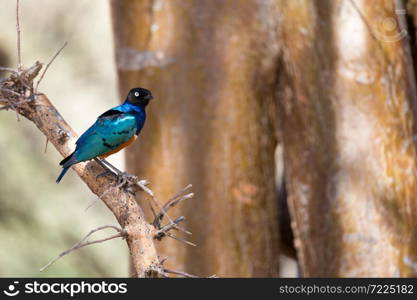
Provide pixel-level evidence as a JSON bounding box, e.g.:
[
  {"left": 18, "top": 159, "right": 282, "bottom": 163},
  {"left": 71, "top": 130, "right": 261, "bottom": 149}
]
[{"left": 56, "top": 87, "right": 153, "bottom": 183}]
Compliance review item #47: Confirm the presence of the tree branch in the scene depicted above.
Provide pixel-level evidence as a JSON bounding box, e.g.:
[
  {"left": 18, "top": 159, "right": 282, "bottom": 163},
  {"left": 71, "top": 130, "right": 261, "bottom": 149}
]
[
  {"left": 40, "top": 225, "right": 125, "bottom": 272},
  {"left": 35, "top": 41, "right": 68, "bottom": 91},
  {"left": 16, "top": 0, "right": 22, "bottom": 70},
  {"left": 0, "top": 63, "right": 170, "bottom": 277},
  {"left": 1, "top": 0, "right": 195, "bottom": 277}
]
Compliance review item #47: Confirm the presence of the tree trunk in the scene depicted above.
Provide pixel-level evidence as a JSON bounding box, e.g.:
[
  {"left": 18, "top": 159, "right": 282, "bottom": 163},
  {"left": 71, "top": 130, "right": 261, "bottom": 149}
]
[
  {"left": 279, "top": 0, "right": 417, "bottom": 277},
  {"left": 111, "top": 0, "right": 281, "bottom": 277}
]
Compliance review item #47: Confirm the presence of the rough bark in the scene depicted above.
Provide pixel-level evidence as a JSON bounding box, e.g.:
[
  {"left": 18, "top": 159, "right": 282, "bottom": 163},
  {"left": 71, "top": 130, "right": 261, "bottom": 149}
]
[
  {"left": 111, "top": 0, "right": 281, "bottom": 277},
  {"left": 279, "top": 0, "right": 417, "bottom": 277}
]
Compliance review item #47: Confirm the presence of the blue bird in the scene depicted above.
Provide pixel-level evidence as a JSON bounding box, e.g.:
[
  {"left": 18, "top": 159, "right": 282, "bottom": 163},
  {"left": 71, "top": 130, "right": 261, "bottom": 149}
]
[{"left": 56, "top": 87, "right": 153, "bottom": 183}]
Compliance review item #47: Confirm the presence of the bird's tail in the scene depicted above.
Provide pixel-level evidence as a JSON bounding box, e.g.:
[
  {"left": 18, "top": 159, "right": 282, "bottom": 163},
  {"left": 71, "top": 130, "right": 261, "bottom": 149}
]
[
  {"left": 56, "top": 167, "right": 70, "bottom": 183},
  {"left": 56, "top": 152, "right": 77, "bottom": 183}
]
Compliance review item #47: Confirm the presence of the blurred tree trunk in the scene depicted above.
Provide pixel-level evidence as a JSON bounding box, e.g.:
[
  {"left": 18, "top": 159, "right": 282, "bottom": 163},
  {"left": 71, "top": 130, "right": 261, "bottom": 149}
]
[
  {"left": 111, "top": 0, "right": 280, "bottom": 277},
  {"left": 279, "top": 0, "right": 417, "bottom": 277}
]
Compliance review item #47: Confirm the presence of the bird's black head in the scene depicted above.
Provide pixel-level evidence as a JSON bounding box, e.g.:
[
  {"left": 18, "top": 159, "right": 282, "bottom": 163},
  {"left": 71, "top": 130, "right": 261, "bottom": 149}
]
[{"left": 126, "top": 87, "right": 153, "bottom": 108}]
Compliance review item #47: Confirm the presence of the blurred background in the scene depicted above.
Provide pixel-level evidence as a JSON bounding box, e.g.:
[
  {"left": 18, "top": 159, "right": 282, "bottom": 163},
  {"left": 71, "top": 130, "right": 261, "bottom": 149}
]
[
  {"left": 0, "top": 0, "right": 128, "bottom": 276},
  {"left": 2, "top": 0, "right": 417, "bottom": 278}
]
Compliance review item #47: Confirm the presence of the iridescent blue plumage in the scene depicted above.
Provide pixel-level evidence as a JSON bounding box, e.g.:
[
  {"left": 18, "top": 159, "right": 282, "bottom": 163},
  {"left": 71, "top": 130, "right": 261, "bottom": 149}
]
[{"left": 56, "top": 88, "right": 153, "bottom": 183}]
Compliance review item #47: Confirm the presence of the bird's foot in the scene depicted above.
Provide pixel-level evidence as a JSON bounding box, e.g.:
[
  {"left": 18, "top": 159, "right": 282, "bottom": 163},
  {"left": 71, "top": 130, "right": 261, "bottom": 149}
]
[
  {"left": 94, "top": 158, "right": 149, "bottom": 194},
  {"left": 113, "top": 171, "right": 137, "bottom": 193},
  {"left": 114, "top": 172, "right": 152, "bottom": 196},
  {"left": 114, "top": 171, "right": 133, "bottom": 184}
]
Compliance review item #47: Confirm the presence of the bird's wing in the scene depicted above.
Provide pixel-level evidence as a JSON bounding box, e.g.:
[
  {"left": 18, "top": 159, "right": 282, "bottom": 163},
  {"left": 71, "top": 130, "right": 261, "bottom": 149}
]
[
  {"left": 74, "top": 112, "right": 137, "bottom": 161},
  {"left": 98, "top": 108, "right": 124, "bottom": 118}
]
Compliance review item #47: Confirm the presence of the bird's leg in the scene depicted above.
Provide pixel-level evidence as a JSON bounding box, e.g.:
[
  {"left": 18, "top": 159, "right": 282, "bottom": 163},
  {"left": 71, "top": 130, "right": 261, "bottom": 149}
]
[
  {"left": 94, "top": 158, "right": 117, "bottom": 179},
  {"left": 101, "top": 159, "right": 124, "bottom": 175},
  {"left": 100, "top": 159, "right": 137, "bottom": 186},
  {"left": 95, "top": 158, "right": 149, "bottom": 193}
]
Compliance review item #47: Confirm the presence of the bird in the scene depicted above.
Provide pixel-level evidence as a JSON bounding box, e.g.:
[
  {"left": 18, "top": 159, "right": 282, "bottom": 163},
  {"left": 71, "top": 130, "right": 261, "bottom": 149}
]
[{"left": 56, "top": 87, "right": 153, "bottom": 183}]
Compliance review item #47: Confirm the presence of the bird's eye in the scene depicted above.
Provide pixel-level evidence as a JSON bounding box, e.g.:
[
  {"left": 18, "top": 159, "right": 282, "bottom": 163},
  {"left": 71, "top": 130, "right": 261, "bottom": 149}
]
[{"left": 134, "top": 91, "right": 140, "bottom": 97}]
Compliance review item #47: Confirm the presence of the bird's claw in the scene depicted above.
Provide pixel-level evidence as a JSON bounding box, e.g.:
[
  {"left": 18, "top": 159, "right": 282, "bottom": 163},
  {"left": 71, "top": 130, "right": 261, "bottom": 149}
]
[
  {"left": 114, "top": 171, "right": 137, "bottom": 187},
  {"left": 113, "top": 173, "right": 152, "bottom": 196}
]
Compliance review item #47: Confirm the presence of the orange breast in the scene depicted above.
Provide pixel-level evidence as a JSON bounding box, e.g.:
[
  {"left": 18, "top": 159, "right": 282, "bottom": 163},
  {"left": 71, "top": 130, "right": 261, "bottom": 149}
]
[{"left": 99, "top": 135, "right": 138, "bottom": 159}]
